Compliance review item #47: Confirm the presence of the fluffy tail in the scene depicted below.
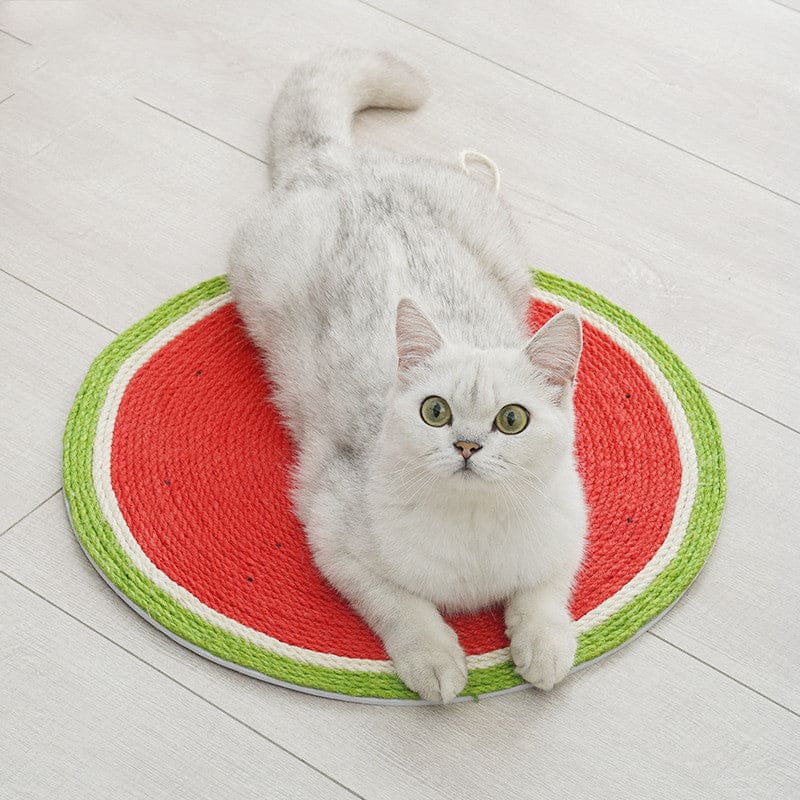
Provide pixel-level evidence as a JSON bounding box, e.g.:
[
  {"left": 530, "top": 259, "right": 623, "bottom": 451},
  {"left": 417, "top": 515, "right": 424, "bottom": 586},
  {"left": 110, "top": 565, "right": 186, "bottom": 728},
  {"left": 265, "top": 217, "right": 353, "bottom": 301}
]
[{"left": 267, "top": 49, "right": 429, "bottom": 184}]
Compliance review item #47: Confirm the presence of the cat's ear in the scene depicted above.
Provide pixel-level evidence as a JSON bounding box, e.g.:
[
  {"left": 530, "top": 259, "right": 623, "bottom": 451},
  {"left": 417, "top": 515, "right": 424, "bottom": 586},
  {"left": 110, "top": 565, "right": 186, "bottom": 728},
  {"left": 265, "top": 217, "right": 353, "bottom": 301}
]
[
  {"left": 396, "top": 298, "right": 443, "bottom": 379},
  {"left": 524, "top": 311, "right": 582, "bottom": 397}
]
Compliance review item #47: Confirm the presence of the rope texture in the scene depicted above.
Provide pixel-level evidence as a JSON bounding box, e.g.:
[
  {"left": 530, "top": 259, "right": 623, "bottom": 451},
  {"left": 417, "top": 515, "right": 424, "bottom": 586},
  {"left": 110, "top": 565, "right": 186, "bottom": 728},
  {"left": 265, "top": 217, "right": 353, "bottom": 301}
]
[{"left": 62, "top": 272, "right": 726, "bottom": 701}]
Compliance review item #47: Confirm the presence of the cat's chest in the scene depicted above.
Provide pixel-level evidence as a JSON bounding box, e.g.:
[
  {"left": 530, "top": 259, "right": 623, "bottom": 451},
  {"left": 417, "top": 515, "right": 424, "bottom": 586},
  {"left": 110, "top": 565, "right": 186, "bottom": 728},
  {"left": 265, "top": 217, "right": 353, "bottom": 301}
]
[{"left": 373, "top": 501, "right": 558, "bottom": 610}]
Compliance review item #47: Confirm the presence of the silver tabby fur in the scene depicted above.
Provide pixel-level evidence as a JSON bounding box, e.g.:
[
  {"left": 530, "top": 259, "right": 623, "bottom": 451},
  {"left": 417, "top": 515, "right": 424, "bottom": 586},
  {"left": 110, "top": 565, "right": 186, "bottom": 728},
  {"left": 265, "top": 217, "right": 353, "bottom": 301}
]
[{"left": 229, "top": 50, "right": 587, "bottom": 702}]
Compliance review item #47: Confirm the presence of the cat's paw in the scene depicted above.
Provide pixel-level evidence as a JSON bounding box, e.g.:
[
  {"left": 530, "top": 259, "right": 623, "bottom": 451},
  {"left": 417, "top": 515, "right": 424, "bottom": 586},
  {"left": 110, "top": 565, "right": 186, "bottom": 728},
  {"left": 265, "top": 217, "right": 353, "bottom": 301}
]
[
  {"left": 388, "top": 628, "right": 468, "bottom": 703},
  {"left": 508, "top": 619, "right": 576, "bottom": 691}
]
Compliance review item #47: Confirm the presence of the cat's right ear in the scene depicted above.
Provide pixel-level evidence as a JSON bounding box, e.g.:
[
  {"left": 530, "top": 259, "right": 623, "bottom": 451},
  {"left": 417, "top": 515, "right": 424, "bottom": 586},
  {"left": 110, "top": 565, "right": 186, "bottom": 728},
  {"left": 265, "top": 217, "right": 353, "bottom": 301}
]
[
  {"left": 524, "top": 310, "right": 583, "bottom": 400},
  {"left": 396, "top": 298, "right": 443, "bottom": 380}
]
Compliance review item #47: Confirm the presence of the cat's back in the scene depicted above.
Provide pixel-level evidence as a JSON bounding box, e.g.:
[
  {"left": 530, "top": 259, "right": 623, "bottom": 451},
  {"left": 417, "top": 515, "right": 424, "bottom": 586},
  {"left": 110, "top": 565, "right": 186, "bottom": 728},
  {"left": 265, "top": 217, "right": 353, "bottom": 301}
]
[
  {"left": 228, "top": 148, "right": 530, "bottom": 451},
  {"left": 230, "top": 149, "right": 528, "bottom": 348}
]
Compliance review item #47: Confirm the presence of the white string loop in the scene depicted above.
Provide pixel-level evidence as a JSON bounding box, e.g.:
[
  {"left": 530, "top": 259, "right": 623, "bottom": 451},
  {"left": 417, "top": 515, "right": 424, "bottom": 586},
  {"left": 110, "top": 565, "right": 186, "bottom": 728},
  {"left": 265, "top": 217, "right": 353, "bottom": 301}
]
[{"left": 458, "top": 149, "right": 501, "bottom": 195}]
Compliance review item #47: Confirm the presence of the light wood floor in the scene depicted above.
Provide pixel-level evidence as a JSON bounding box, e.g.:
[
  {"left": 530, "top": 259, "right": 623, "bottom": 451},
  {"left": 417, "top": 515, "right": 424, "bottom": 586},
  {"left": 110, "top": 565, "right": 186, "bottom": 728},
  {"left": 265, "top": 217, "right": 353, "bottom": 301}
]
[{"left": 1, "top": 2, "right": 798, "bottom": 798}]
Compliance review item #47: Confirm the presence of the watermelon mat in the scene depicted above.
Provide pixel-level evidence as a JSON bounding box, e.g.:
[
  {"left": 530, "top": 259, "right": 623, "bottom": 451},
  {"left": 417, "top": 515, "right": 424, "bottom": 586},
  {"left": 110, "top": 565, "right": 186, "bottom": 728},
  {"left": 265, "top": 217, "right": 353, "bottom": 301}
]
[{"left": 63, "top": 272, "right": 726, "bottom": 704}]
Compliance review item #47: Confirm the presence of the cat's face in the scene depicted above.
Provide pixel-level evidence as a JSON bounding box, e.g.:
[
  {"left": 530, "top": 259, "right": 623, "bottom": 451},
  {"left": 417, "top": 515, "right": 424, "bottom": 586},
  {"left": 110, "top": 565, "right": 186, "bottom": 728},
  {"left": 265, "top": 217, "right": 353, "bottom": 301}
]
[{"left": 382, "top": 300, "right": 582, "bottom": 492}]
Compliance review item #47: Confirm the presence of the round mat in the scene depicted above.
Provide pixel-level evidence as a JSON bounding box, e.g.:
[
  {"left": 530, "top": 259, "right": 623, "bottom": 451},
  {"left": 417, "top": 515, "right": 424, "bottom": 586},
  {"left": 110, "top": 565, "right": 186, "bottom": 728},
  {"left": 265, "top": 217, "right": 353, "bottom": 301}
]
[{"left": 63, "top": 271, "right": 725, "bottom": 703}]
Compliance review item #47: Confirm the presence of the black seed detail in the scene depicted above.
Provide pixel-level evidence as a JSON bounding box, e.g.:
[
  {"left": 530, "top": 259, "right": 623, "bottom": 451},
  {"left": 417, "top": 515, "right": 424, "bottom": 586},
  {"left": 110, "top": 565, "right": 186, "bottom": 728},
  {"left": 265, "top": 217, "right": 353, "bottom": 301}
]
[
  {"left": 195, "top": 369, "right": 203, "bottom": 376},
  {"left": 275, "top": 542, "right": 282, "bottom": 549},
  {"left": 164, "top": 479, "right": 171, "bottom": 486},
  {"left": 626, "top": 517, "right": 633, "bottom": 524},
  {"left": 246, "top": 576, "right": 253, "bottom": 583}
]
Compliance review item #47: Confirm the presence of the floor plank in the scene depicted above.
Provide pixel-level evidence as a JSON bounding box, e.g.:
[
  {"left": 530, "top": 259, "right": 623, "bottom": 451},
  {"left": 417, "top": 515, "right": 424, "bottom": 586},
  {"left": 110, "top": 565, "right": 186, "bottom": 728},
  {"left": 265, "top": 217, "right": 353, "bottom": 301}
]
[
  {"left": 4, "top": 391, "right": 796, "bottom": 713},
  {"left": 0, "top": 2, "right": 798, "bottom": 795},
  {"left": 1, "top": 485, "right": 797, "bottom": 799},
  {"left": 772, "top": 0, "right": 800, "bottom": 12},
  {"left": 0, "top": 85, "right": 263, "bottom": 334},
  {"left": 0, "top": 11, "right": 35, "bottom": 99},
  {"left": 370, "top": 0, "right": 800, "bottom": 201},
  {"left": 0, "top": 0, "right": 797, "bottom": 715},
  {"left": 0, "top": 575, "right": 356, "bottom": 800},
  {"left": 1, "top": 0, "right": 797, "bottom": 429},
  {"left": 653, "top": 393, "right": 799, "bottom": 712},
  {"left": 0, "top": 273, "right": 112, "bottom": 532}
]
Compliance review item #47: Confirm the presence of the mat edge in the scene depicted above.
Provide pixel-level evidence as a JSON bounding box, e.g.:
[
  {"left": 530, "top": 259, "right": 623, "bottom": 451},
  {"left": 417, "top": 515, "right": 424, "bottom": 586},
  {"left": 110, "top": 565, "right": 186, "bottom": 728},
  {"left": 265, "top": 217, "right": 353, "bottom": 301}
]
[{"left": 62, "top": 272, "right": 726, "bottom": 702}]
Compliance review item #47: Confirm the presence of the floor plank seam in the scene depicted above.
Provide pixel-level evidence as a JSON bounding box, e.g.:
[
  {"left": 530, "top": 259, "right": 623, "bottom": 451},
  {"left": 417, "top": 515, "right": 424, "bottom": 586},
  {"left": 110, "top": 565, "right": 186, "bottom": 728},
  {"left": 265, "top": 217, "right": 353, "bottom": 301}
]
[
  {"left": 0, "top": 27, "right": 31, "bottom": 46},
  {"left": 0, "top": 488, "right": 63, "bottom": 540},
  {"left": 133, "top": 97, "right": 268, "bottom": 165},
  {"left": 354, "top": 0, "right": 800, "bottom": 207},
  {"left": 648, "top": 631, "right": 798, "bottom": 719},
  {"left": 767, "top": 0, "right": 800, "bottom": 14},
  {"left": 1, "top": 560, "right": 795, "bottom": 730},
  {"left": 0, "top": 268, "right": 119, "bottom": 336},
  {"left": 0, "top": 568, "right": 367, "bottom": 800},
  {"left": 699, "top": 383, "right": 800, "bottom": 436}
]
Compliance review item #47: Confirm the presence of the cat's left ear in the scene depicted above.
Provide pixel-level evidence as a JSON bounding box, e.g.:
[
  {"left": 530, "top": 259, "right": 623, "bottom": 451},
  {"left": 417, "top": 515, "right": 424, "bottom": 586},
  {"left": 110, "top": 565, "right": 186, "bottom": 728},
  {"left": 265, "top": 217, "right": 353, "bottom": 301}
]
[
  {"left": 524, "top": 311, "right": 583, "bottom": 398},
  {"left": 396, "top": 298, "right": 443, "bottom": 380}
]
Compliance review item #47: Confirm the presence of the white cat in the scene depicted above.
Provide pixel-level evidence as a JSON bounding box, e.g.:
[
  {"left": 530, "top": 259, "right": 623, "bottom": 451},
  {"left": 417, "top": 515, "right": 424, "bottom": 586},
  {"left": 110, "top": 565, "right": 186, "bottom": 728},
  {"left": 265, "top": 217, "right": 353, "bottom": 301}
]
[{"left": 228, "top": 50, "right": 587, "bottom": 702}]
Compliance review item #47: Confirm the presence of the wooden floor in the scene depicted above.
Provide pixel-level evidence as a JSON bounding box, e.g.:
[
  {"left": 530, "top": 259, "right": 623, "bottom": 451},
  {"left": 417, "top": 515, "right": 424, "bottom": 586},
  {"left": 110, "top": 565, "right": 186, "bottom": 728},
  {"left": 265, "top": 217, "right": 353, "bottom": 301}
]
[{"left": 1, "top": 2, "right": 798, "bottom": 797}]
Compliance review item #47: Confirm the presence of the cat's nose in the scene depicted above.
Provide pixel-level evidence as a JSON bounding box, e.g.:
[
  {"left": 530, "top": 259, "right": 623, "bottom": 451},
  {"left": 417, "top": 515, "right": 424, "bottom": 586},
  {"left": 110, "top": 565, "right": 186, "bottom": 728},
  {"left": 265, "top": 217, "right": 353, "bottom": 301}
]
[{"left": 454, "top": 440, "right": 482, "bottom": 460}]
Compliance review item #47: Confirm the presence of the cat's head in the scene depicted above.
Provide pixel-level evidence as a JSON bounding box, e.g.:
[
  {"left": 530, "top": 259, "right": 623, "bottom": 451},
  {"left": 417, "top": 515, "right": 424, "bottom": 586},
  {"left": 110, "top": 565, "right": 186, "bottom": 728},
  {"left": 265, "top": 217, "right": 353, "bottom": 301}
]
[{"left": 380, "top": 298, "right": 582, "bottom": 493}]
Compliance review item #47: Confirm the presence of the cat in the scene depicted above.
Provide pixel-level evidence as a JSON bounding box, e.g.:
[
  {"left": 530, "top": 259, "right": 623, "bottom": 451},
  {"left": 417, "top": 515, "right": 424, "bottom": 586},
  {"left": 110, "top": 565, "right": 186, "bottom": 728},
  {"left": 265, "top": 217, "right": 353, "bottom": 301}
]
[{"left": 228, "top": 50, "right": 587, "bottom": 702}]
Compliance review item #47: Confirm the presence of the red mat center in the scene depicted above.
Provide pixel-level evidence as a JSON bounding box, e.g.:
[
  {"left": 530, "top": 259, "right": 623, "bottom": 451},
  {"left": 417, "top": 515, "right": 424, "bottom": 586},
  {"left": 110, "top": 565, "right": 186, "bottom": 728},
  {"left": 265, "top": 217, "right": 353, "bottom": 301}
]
[{"left": 111, "top": 300, "right": 681, "bottom": 659}]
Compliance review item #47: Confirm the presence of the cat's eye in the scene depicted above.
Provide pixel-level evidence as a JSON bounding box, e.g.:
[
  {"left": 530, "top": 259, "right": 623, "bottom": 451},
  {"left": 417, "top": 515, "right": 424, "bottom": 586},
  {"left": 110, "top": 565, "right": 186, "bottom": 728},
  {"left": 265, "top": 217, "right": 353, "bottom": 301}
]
[
  {"left": 420, "top": 396, "right": 452, "bottom": 427},
  {"left": 494, "top": 404, "right": 529, "bottom": 435}
]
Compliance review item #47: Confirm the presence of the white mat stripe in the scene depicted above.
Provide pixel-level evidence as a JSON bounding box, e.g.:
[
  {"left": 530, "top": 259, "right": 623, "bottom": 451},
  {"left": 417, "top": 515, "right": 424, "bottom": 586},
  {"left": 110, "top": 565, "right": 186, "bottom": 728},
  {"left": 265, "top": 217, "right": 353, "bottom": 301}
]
[
  {"left": 534, "top": 290, "right": 698, "bottom": 634},
  {"left": 91, "top": 289, "right": 697, "bottom": 673}
]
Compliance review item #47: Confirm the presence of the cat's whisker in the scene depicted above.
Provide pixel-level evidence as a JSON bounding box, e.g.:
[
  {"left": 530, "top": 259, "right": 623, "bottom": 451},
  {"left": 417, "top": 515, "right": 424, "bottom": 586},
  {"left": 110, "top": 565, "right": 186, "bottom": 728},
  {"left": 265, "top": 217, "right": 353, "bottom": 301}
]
[
  {"left": 498, "top": 480, "right": 538, "bottom": 531},
  {"left": 501, "top": 465, "right": 559, "bottom": 513},
  {"left": 392, "top": 468, "right": 441, "bottom": 508}
]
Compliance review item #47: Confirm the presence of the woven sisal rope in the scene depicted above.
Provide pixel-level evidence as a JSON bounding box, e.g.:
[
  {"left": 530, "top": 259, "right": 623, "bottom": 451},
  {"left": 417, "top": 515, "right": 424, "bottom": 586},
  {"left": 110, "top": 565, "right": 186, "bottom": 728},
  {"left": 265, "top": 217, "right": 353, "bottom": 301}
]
[{"left": 62, "top": 272, "right": 726, "bottom": 702}]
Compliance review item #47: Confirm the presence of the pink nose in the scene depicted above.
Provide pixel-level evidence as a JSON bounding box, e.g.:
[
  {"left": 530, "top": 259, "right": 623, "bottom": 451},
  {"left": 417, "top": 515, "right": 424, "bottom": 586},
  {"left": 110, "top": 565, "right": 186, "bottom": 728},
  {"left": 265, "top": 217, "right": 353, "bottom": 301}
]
[{"left": 454, "top": 440, "right": 482, "bottom": 459}]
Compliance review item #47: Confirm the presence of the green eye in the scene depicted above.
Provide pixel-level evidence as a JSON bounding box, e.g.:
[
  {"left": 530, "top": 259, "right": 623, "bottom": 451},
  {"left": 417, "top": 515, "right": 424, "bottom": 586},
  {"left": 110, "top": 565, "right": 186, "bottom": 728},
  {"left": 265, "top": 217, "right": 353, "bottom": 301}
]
[
  {"left": 420, "top": 396, "right": 452, "bottom": 427},
  {"left": 495, "top": 404, "right": 529, "bottom": 435}
]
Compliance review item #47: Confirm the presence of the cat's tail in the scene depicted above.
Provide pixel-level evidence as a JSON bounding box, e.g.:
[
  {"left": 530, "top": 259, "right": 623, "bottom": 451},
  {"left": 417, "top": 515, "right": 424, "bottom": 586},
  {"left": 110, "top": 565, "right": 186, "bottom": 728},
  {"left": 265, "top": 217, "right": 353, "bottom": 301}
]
[{"left": 267, "top": 49, "right": 429, "bottom": 185}]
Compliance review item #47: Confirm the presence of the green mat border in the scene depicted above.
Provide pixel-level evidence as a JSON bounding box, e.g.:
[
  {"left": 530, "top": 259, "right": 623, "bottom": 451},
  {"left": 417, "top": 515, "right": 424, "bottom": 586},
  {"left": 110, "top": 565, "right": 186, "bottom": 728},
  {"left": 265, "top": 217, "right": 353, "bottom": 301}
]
[{"left": 62, "top": 272, "right": 726, "bottom": 701}]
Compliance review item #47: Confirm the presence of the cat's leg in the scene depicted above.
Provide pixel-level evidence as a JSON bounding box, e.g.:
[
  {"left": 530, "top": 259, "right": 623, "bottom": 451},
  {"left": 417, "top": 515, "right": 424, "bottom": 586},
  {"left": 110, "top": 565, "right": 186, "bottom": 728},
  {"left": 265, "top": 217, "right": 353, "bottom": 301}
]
[
  {"left": 504, "top": 574, "right": 577, "bottom": 691},
  {"left": 317, "top": 546, "right": 468, "bottom": 703}
]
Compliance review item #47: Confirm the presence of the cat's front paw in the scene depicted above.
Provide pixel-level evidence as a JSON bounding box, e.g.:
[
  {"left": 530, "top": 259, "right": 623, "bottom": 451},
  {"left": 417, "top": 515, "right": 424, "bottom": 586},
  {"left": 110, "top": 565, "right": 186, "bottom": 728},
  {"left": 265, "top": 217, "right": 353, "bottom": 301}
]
[
  {"left": 388, "top": 628, "right": 468, "bottom": 703},
  {"left": 508, "top": 618, "right": 576, "bottom": 691}
]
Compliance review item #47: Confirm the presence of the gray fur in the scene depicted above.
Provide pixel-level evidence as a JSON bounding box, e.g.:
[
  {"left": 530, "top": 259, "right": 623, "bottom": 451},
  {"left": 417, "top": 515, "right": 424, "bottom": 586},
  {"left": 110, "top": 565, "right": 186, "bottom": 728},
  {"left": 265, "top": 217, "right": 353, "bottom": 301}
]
[{"left": 229, "top": 50, "right": 587, "bottom": 702}]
